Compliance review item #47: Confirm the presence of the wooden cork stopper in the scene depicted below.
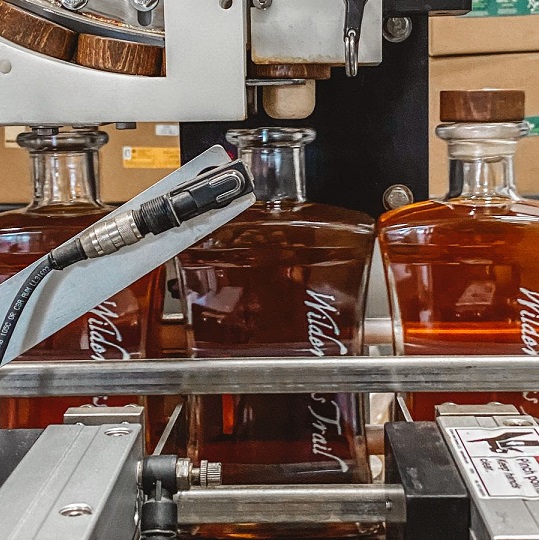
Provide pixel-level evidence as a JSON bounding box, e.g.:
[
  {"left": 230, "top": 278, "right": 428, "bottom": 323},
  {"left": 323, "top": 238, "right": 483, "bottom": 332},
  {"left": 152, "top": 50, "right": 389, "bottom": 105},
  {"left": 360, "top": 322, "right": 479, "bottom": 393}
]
[
  {"left": 440, "top": 90, "right": 525, "bottom": 122},
  {"left": 250, "top": 63, "right": 331, "bottom": 80},
  {"left": 76, "top": 34, "right": 162, "bottom": 76},
  {"left": 0, "top": 0, "right": 77, "bottom": 60}
]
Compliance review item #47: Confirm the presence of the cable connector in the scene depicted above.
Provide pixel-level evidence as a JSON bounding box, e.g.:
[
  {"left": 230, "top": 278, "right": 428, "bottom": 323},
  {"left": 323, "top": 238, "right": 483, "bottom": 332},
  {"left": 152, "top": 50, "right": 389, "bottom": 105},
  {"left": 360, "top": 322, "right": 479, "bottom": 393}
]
[{"left": 49, "top": 160, "right": 253, "bottom": 270}]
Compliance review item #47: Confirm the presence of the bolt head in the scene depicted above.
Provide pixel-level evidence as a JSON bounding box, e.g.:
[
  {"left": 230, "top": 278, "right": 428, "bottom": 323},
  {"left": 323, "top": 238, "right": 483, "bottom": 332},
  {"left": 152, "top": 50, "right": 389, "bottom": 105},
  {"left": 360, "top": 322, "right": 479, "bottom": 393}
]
[
  {"left": 0, "top": 59, "right": 12, "bottom": 74},
  {"left": 253, "top": 0, "right": 272, "bottom": 9},
  {"left": 383, "top": 184, "right": 414, "bottom": 210},
  {"left": 61, "top": 0, "right": 89, "bottom": 10},
  {"left": 383, "top": 17, "right": 413, "bottom": 43},
  {"left": 130, "top": 0, "right": 160, "bottom": 11}
]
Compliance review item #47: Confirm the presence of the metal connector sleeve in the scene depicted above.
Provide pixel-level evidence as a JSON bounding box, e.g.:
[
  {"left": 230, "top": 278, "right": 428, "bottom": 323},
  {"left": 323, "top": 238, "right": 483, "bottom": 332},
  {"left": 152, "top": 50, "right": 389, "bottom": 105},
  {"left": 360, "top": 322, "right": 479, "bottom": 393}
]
[
  {"left": 199, "top": 460, "right": 222, "bottom": 487},
  {"left": 80, "top": 211, "right": 143, "bottom": 258}
]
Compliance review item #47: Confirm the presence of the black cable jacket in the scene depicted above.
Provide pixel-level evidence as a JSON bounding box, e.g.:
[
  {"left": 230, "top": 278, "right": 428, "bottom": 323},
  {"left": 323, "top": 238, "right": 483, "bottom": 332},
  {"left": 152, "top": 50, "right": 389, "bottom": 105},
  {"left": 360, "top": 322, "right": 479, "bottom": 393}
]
[{"left": 0, "top": 257, "right": 54, "bottom": 366}]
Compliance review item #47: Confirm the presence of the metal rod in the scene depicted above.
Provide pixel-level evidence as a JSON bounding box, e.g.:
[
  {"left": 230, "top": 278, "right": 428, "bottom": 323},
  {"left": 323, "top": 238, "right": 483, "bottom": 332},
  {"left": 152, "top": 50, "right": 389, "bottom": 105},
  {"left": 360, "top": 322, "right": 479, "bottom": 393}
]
[
  {"left": 0, "top": 356, "right": 537, "bottom": 396},
  {"left": 176, "top": 484, "right": 405, "bottom": 524},
  {"left": 364, "top": 318, "right": 392, "bottom": 345}
]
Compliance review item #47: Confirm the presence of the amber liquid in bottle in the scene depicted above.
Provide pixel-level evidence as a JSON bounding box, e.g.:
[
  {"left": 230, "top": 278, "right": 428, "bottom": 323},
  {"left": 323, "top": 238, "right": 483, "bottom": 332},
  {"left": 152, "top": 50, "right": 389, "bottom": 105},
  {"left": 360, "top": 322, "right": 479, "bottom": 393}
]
[
  {"left": 379, "top": 98, "right": 539, "bottom": 420},
  {"left": 178, "top": 128, "right": 377, "bottom": 539},
  {"left": 0, "top": 130, "right": 159, "bottom": 442}
]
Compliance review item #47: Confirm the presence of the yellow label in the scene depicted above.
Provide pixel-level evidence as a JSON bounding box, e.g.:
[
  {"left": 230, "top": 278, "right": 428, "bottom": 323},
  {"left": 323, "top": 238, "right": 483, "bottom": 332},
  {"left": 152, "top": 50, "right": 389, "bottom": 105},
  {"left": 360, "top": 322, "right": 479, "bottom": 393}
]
[{"left": 122, "top": 146, "right": 180, "bottom": 169}]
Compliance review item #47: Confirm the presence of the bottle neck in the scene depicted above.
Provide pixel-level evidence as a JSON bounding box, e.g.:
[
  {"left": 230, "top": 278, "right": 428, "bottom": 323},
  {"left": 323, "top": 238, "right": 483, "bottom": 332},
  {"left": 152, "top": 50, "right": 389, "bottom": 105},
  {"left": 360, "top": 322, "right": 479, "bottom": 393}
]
[
  {"left": 17, "top": 130, "right": 107, "bottom": 211},
  {"left": 446, "top": 152, "right": 517, "bottom": 201},
  {"left": 226, "top": 128, "right": 316, "bottom": 205},
  {"left": 29, "top": 149, "right": 103, "bottom": 209},
  {"left": 439, "top": 122, "right": 527, "bottom": 203},
  {"left": 238, "top": 146, "right": 307, "bottom": 203}
]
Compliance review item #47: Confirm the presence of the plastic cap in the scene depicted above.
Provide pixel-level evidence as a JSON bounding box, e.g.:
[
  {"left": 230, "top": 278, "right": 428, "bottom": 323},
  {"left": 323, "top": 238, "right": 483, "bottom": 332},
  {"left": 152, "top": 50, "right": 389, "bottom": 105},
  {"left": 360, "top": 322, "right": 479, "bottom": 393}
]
[{"left": 440, "top": 90, "right": 525, "bottom": 122}]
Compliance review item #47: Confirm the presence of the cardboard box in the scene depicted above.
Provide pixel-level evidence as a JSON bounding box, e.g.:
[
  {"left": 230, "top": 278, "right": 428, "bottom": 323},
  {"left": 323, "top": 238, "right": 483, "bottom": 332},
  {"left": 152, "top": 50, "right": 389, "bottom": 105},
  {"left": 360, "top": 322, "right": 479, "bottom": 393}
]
[
  {"left": 430, "top": 52, "right": 539, "bottom": 197},
  {"left": 430, "top": 15, "right": 539, "bottom": 57},
  {"left": 0, "top": 123, "right": 180, "bottom": 205}
]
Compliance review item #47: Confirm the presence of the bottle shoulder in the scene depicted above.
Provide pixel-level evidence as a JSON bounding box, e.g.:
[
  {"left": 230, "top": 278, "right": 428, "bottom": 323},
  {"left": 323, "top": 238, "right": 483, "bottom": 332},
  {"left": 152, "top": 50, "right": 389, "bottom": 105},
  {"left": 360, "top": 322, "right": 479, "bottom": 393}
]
[
  {"left": 0, "top": 206, "right": 111, "bottom": 255},
  {"left": 241, "top": 201, "right": 375, "bottom": 227},
  {"left": 183, "top": 202, "right": 374, "bottom": 254},
  {"left": 378, "top": 198, "right": 539, "bottom": 231}
]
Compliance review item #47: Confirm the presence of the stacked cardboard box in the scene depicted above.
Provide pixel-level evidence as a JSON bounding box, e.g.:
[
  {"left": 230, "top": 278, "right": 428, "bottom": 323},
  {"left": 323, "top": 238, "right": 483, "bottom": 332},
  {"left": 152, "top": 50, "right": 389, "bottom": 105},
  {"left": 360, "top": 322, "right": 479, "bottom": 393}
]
[
  {"left": 0, "top": 122, "right": 180, "bottom": 204},
  {"left": 429, "top": 7, "right": 539, "bottom": 197}
]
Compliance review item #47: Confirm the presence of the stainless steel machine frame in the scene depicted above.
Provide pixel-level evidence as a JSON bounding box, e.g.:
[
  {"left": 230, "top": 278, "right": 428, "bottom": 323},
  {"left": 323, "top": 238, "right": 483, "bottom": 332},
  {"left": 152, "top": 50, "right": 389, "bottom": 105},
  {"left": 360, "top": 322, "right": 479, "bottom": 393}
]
[
  {"left": 2, "top": 376, "right": 538, "bottom": 539},
  {"left": 0, "top": 0, "right": 383, "bottom": 124}
]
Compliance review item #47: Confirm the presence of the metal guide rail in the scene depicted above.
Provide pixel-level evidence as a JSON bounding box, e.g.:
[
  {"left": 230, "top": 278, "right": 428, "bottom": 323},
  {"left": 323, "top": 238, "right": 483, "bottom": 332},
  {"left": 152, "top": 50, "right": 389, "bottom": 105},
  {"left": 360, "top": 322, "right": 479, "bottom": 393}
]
[
  {"left": 0, "top": 355, "right": 536, "bottom": 396},
  {"left": 6, "top": 404, "right": 527, "bottom": 540}
]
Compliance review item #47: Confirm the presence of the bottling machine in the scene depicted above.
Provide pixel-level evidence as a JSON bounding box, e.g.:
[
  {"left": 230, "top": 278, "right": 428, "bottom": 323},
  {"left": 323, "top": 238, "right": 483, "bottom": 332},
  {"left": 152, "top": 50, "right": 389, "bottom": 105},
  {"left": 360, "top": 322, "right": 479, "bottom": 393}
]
[{"left": 1, "top": 1, "right": 538, "bottom": 539}]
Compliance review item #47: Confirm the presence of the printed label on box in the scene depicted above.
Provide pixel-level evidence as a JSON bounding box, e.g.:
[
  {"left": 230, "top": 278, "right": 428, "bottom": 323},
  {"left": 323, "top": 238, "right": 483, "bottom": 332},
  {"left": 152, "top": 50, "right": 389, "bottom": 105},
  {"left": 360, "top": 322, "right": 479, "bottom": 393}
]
[
  {"left": 468, "top": 0, "right": 539, "bottom": 17},
  {"left": 448, "top": 427, "right": 539, "bottom": 498},
  {"left": 155, "top": 124, "right": 180, "bottom": 137},
  {"left": 123, "top": 147, "right": 180, "bottom": 169}
]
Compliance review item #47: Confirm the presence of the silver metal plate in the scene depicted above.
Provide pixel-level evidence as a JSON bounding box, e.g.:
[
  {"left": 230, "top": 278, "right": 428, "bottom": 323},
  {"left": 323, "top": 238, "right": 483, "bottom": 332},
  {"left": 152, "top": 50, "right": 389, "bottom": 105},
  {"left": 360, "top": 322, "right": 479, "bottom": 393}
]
[
  {"left": 251, "top": 0, "right": 382, "bottom": 65},
  {"left": 0, "top": 145, "right": 255, "bottom": 366},
  {"left": 0, "top": 423, "right": 142, "bottom": 540}
]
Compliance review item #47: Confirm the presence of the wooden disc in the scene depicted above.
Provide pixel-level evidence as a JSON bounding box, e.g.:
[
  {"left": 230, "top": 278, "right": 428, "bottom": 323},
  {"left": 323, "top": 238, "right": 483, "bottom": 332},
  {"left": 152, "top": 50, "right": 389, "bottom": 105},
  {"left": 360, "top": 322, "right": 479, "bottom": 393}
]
[
  {"left": 249, "top": 63, "right": 331, "bottom": 80},
  {"left": 440, "top": 90, "right": 525, "bottom": 122},
  {"left": 76, "top": 33, "right": 162, "bottom": 76},
  {"left": 0, "top": 0, "right": 77, "bottom": 60}
]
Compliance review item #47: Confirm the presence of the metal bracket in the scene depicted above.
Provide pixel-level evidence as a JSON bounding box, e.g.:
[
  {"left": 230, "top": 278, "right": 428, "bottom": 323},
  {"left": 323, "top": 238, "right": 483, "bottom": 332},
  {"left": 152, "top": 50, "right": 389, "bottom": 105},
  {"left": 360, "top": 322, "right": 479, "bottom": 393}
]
[{"left": 0, "top": 424, "right": 143, "bottom": 540}]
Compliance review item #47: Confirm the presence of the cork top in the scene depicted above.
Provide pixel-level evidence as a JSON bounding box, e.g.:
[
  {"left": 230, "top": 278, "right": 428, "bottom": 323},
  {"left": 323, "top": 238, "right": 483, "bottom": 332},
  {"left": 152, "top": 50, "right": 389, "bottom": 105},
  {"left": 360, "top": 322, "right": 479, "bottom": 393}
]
[{"left": 440, "top": 90, "right": 525, "bottom": 122}]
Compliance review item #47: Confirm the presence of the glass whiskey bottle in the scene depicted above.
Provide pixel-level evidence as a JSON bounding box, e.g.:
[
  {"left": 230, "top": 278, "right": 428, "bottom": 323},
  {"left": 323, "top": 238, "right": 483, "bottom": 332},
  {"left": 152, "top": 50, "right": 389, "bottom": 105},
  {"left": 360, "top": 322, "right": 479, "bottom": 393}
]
[
  {"left": 0, "top": 128, "right": 159, "bottom": 433},
  {"left": 177, "top": 127, "right": 377, "bottom": 538},
  {"left": 379, "top": 89, "right": 539, "bottom": 420}
]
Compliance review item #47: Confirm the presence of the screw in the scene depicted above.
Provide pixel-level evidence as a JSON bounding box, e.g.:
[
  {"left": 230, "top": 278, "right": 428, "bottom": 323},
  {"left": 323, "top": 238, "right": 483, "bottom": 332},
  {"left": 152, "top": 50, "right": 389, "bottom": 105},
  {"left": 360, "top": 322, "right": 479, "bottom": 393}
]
[
  {"left": 253, "top": 0, "right": 272, "bottom": 9},
  {"left": 59, "top": 504, "right": 93, "bottom": 517},
  {"left": 104, "top": 427, "right": 132, "bottom": 437},
  {"left": 383, "top": 17, "right": 413, "bottom": 43},
  {"left": 130, "top": 0, "right": 160, "bottom": 12},
  {"left": 220, "top": 0, "right": 233, "bottom": 8},
  {"left": 61, "top": 0, "right": 89, "bottom": 10},
  {"left": 383, "top": 184, "right": 414, "bottom": 210},
  {"left": 0, "top": 60, "right": 12, "bottom": 74}
]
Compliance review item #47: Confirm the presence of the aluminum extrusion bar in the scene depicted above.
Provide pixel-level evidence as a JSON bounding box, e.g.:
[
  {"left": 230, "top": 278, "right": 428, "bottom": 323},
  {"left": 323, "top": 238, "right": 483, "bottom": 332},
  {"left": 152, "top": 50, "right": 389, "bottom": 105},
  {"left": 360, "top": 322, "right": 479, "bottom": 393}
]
[
  {"left": 176, "top": 484, "right": 405, "bottom": 524},
  {"left": 0, "top": 356, "right": 537, "bottom": 396},
  {"left": 0, "top": 424, "right": 142, "bottom": 539}
]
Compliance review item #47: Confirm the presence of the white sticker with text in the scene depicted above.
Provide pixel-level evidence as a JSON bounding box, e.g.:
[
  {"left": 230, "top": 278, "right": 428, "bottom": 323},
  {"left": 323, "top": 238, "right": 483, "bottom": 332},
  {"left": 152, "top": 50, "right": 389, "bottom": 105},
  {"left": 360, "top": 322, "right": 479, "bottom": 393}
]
[{"left": 448, "top": 427, "right": 539, "bottom": 498}]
